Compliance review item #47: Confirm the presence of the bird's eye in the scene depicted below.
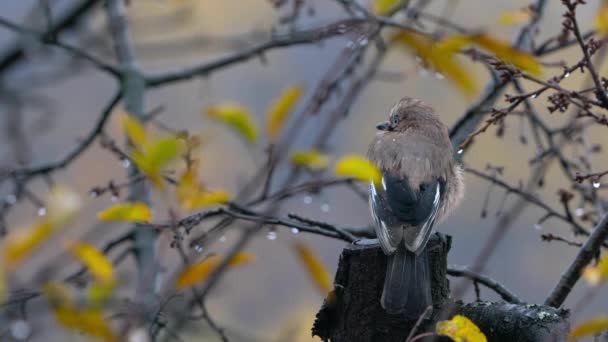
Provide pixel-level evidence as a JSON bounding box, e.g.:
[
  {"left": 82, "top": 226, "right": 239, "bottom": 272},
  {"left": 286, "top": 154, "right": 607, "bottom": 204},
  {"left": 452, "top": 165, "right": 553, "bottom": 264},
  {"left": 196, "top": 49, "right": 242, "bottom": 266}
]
[{"left": 392, "top": 116, "right": 399, "bottom": 125}]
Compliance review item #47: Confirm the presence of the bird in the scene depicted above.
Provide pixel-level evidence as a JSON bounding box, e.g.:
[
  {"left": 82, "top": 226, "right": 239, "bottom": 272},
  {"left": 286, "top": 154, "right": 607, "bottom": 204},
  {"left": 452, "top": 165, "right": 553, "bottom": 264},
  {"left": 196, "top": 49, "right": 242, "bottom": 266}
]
[{"left": 367, "top": 97, "right": 464, "bottom": 316}]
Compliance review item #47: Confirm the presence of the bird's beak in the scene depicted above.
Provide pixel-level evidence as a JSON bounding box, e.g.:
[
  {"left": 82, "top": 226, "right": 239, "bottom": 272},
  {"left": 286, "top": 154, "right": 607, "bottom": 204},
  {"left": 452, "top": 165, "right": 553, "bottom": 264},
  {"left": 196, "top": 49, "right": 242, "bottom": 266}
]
[{"left": 376, "top": 121, "right": 392, "bottom": 131}]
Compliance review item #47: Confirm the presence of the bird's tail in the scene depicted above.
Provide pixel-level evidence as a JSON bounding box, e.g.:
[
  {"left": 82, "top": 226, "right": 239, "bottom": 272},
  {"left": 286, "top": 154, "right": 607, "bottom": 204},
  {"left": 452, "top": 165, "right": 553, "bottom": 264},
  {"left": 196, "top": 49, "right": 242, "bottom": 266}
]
[{"left": 381, "top": 243, "right": 432, "bottom": 317}]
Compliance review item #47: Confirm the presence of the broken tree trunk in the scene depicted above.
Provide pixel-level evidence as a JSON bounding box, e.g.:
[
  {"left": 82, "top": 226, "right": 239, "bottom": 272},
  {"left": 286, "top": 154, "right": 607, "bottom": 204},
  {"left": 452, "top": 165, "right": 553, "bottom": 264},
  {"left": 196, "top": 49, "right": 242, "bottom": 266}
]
[{"left": 313, "top": 233, "right": 570, "bottom": 342}]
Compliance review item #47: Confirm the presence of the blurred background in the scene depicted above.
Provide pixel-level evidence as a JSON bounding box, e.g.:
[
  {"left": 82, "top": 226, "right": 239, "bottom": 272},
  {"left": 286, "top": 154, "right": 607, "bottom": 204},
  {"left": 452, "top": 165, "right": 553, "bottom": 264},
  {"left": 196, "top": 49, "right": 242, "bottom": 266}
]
[{"left": 1, "top": 0, "right": 607, "bottom": 341}]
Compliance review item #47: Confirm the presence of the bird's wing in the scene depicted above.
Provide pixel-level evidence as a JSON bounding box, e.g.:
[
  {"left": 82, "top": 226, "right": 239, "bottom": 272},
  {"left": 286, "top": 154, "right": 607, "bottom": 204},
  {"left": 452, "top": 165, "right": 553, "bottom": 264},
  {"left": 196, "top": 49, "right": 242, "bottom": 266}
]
[
  {"left": 369, "top": 180, "right": 402, "bottom": 255},
  {"left": 370, "top": 171, "right": 443, "bottom": 255},
  {"left": 401, "top": 179, "right": 441, "bottom": 254}
]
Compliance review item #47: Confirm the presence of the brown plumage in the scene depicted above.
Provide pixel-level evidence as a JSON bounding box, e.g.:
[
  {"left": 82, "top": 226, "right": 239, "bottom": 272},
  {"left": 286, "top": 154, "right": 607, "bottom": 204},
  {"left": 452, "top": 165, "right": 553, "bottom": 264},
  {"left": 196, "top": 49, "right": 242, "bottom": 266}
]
[
  {"left": 367, "top": 97, "right": 464, "bottom": 226},
  {"left": 367, "top": 97, "right": 464, "bottom": 315}
]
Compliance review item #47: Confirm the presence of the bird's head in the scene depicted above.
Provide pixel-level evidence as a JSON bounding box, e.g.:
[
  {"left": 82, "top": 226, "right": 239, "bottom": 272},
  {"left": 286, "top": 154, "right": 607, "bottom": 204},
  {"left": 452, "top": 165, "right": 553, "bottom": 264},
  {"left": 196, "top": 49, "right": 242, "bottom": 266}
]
[{"left": 375, "top": 97, "right": 439, "bottom": 132}]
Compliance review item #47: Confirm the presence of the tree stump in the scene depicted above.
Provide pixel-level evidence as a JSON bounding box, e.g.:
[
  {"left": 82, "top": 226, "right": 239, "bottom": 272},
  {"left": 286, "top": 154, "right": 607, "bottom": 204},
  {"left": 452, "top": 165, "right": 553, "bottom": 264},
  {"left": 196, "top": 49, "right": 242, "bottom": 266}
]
[{"left": 313, "top": 233, "right": 570, "bottom": 342}]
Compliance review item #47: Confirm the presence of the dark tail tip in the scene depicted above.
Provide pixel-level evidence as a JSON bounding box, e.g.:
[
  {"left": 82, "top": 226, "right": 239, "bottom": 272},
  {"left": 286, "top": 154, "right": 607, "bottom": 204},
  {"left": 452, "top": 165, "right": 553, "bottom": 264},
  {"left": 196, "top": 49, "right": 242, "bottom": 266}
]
[{"left": 381, "top": 245, "right": 432, "bottom": 318}]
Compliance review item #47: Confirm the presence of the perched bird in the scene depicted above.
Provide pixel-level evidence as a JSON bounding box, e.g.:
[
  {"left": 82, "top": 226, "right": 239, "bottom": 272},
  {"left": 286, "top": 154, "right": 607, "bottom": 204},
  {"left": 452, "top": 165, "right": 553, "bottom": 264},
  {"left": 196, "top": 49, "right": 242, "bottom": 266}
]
[{"left": 367, "top": 97, "right": 464, "bottom": 316}]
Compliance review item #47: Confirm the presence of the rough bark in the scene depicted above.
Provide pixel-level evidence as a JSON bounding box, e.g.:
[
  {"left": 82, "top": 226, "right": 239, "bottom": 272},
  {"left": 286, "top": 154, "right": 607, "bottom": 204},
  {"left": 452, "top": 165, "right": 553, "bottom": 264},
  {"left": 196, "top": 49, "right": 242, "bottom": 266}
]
[{"left": 313, "top": 233, "right": 569, "bottom": 342}]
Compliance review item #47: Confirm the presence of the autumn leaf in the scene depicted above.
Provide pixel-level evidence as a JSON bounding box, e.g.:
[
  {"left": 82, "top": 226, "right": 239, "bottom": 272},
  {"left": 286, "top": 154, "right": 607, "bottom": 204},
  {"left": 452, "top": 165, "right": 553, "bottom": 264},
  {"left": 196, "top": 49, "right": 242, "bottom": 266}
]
[
  {"left": 182, "top": 191, "right": 231, "bottom": 210},
  {"left": 582, "top": 253, "right": 608, "bottom": 285},
  {"left": 43, "top": 282, "right": 116, "bottom": 341},
  {"left": 291, "top": 149, "right": 330, "bottom": 170},
  {"left": 65, "top": 241, "right": 114, "bottom": 283},
  {"left": 334, "top": 155, "right": 382, "bottom": 187},
  {"left": 97, "top": 202, "right": 152, "bottom": 222},
  {"left": 43, "top": 282, "right": 75, "bottom": 310},
  {"left": 3, "top": 186, "right": 80, "bottom": 269},
  {"left": 120, "top": 113, "right": 183, "bottom": 190},
  {"left": 470, "top": 33, "right": 542, "bottom": 76},
  {"left": 62, "top": 309, "right": 116, "bottom": 341},
  {"left": 266, "top": 85, "right": 303, "bottom": 140},
  {"left": 293, "top": 242, "right": 332, "bottom": 294},
  {"left": 4, "top": 221, "right": 54, "bottom": 269},
  {"left": 120, "top": 112, "right": 147, "bottom": 149},
  {"left": 176, "top": 161, "right": 231, "bottom": 210},
  {"left": 596, "top": 0, "right": 608, "bottom": 36},
  {"left": 568, "top": 316, "right": 608, "bottom": 340},
  {"left": 436, "top": 315, "right": 487, "bottom": 342},
  {"left": 87, "top": 282, "right": 116, "bottom": 307},
  {"left": 205, "top": 103, "right": 258, "bottom": 143},
  {"left": 371, "top": 0, "right": 404, "bottom": 15},
  {"left": 131, "top": 135, "right": 183, "bottom": 189},
  {"left": 498, "top": 7, "right": 533, "bottom": 26},
  {"left": 393, "top": 32, "right": 478, "bottom": 97},
  {"left": 176, "top": 252, "right": 254, "bottom": 289}
]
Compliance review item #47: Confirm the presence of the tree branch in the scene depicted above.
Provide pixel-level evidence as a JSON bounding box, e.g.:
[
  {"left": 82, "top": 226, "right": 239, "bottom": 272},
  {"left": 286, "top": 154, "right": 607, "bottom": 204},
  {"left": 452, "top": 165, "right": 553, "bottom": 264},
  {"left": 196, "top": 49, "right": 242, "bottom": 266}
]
[
  {"left": 105, "top": 0, "right": 156, "bottom": 311},
  {"left": 544, "top": 213, "right": 608, "bottom": 307},
  {"left": 447, "top": 265, "right": 523, "bottom": 304},
  {"left": 0, "top": 0, "right": 101, "bottom": 73}
]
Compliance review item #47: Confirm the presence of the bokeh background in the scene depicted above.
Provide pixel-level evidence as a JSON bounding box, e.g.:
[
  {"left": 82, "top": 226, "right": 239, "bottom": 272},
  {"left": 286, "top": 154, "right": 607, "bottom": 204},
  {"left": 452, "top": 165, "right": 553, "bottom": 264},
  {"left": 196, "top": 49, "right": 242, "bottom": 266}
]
[{"left": 1, "top": 0, "right": 607, "bottom": 341}]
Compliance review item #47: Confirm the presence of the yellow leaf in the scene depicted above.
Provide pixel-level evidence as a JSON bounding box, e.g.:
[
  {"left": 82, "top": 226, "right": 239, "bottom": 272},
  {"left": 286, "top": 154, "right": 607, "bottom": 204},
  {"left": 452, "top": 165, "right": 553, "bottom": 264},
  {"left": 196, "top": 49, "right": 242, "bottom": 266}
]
[
  {"left": 2, "top": 186, "right": 81, "bottom": 268},
  {"left": 176, "top": 161, "right": 231, "bottom": 210},
  {"left": 393, "top": 32, "right": 477, "bottom": 97},
  {"left": 498, "top": 8, "right": 533, "bottom": 26},
  {"left": 43, "top": 282, "right": 116, "bottom": 341},
  {"left": 121, "top": 111, "right": 183, "bottom": 190},
  {"left": 176, "top": 252, "right": 254, "bottom": 289},
  {"left": 372, "top": 0, "right": 403, "bottom": 15},
  {"left": 176, "top": 160, "right": 200, "bottom": 200},
  {"left": 55, "top": 307, "right": 116, "bottom": 341},
  {"left": 470, "top": 33, "right": 542, "bottom": 76},
  {"left": 596, "top": 1, "right": 608, "bottom": 36},
  {"left": 205, "top": 103, "right": 258, "bottom": 143},
  {"left": 334, "top": 155, "right": 382, "bottom": 187},
  {"left": 132, "top": 135, "right": 183, "bottom": 190},
  {"left": 436, "top": 315, "right": 487, "bottom": 342},
  {"left": 43, "top": 282, "right": 75, "bottom": 308},
  {"left": 435, "top": 34, "right": 473, "bottom": 53},
  {"left": 3, "top": 221, "right": 54, "bottom": 269},
  {"left": 141, "top": 136, "right": 183, "bottom": 172},
  {"left": 97, "top": 202, "right": 152, "bottom": 222},
  {"left": 293, "top": 242, "right": 332, "bottom": 294},
  {"left": 120, "top": 112, "right": 147, "bottom": 149},
  {"left": 66, "top": 241, "right": 114, "bottom": 283},
  {"left": 87, "top": 282, "right": 116, "bottom": 307},
  {"left": 291, "top": 149, "right": 330, "bottom": 170},
  {"left": 182, "top": 191, "right": 231, "bottom": 210},
  {"left": 266, "top": 85, "right": 303, "bottom": 140},
  {"left": 582, "top": 253, "right": 608, "bottom": 285},
  {"left": 569, "top": 316, "right": 608, "bottom": 340}
]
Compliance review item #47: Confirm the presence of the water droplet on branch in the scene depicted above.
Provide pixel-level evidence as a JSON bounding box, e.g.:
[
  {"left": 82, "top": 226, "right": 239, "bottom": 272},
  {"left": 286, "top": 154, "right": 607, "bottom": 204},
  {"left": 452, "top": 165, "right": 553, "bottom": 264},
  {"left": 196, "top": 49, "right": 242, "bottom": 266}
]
[
  {"left": 303, "top": 196, "right": 313, "bottom": 204},
  {"left": 120, "top": 158, "right": 131, "bottom": 168},
  {"left": 37, "top": 207, "right": 47, "bottom": 216},
  {"left": 593, "top": 181, "right": 601, "bottom": 189},
  {"left": 266, "top": 231, "right": 277, "bottom": 240},
  {"left": 10, "top": 320, "right": 31, "bottom": 340},
  {"left": 291, "top": 228, "right": 300, "bottom": 235}
]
